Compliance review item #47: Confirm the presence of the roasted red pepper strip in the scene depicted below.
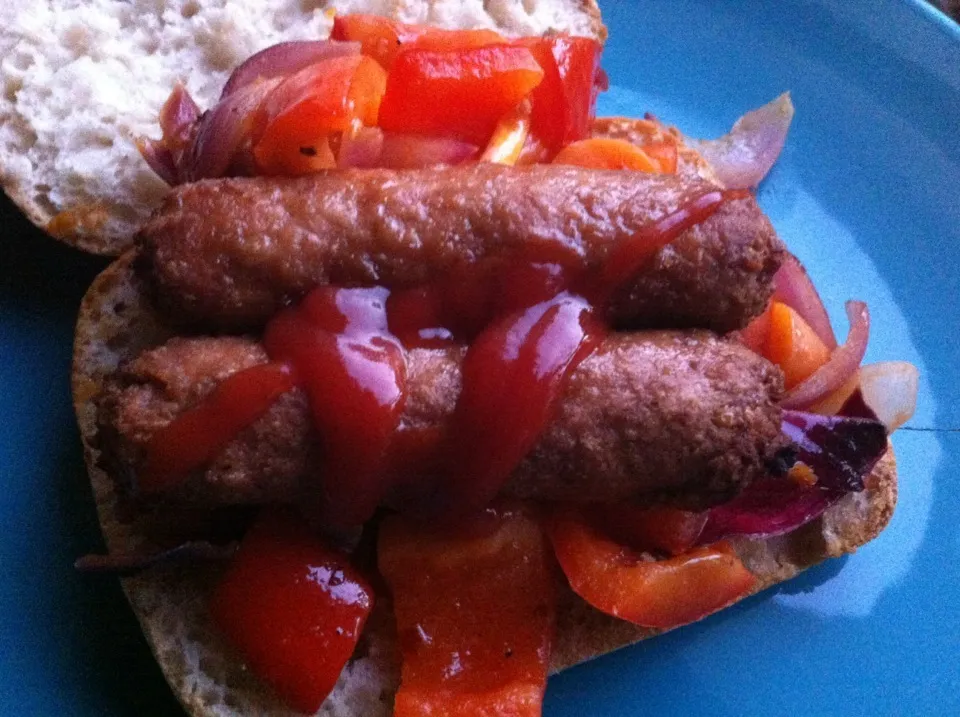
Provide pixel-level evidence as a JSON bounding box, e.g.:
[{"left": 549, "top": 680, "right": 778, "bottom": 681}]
[
  {"left": 253, "top": 54, "right": 387, "bottom": 175},
  {"left": 210, "top": 510, "right": 374, "bottom": 713},
  {"left": 548, "top": 508, "right": 756, "bottom": 629},
  {"left": 378, "top": 45, "right": 545, "bottom": 146},
  {"left": 521, "top": 36, "right": 602, "bottom": 152},
  {"left": 590, "top": 505, "right": 708, "bottom": 556},
  {"left": 331, "top": 13, "right": 504, "bottom": 68},
  {"left": 331, "top": 13, "right": 405, "bottom": 67},
  {"left": 379, "top": 506, "right": 555, "bottom": 717}
]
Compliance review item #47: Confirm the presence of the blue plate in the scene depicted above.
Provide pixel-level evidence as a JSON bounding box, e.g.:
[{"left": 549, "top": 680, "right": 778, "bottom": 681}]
[{"left": 1, "top": 0, "right": 957, "bottom": 714}]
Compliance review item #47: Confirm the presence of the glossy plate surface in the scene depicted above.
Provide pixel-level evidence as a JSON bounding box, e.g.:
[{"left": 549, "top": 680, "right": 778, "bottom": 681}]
[{"left": 1, "top": 0, "right": 958, "bottom": 714}]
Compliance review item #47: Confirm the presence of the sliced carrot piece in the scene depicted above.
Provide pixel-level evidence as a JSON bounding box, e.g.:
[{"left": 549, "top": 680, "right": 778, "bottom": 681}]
[
  {"left": 738, "top": 301, "right": 773, "bottom": 354},
  {"left": 553, "top": 138, "right": 662, "bottom": 172},
  {"left": 766, "top": 301, "right": 832, "bottom": 389},
  {"left": 640, "top": 140, "right": 678, "bottom": 174}
]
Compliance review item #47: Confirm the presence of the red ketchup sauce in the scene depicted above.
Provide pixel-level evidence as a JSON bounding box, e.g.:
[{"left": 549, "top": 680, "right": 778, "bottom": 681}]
[
  {"left": 141, "top": 189, "right": 748, "bottom": 522},
  {"left": 263, "top": 287, "right": 407, "bottom": 527},
  {"left": 142, "top": 363, "right": 296, "bottom": 491}
]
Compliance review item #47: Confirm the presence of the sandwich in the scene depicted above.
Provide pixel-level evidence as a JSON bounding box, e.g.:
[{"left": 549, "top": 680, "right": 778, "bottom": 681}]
[{"left": 3, "top": 1, "right": 918, "bottom": 715}]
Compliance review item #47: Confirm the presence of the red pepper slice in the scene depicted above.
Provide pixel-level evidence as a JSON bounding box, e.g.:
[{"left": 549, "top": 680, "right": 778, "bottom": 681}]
[
  {"left": 331, "top": 13, "right": 504, "bottom": 68},
  {"left": 522, "top": 36, "right": 602, "bottom": 152},
  {"left": 590, "top": 505, "right": 708, "bottom": 556},
  {"left": 378, "top": 45, "right": 545, "bottom": 146},
  {"left": 331, "top": 13, "right": 405, "bottom": 67},
  {"left": 253, "top": 54, "right": 387, "bottom": 176},
  {"left": 378, "top": 506, "right": 555, "bottom": 717},
  {"left": 210, "top": 509, "right": 374, "bottom": 713},
  {"left": 410, "top": 27, "right": 507, "bottom": 53},
  {"left": 548, "top": 508, "right": 756, "bottom": 629}
]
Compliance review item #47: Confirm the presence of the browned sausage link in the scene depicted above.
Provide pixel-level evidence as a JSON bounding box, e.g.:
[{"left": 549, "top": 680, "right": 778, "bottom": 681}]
[
  {"left": 96, "top": 332, "right": 787, "bottom": 509},
  {"left": 137, "top": 165, "right": 784, "bottom": 332}
]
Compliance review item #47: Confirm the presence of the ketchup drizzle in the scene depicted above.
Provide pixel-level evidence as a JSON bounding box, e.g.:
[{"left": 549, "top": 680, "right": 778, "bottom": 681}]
[
  {"left": 421, "top": 292, "right": 602, "bottom": 517},
  {"left": 264, "top": 287, "right": 407, "bottom": 527},
  {"left": 141, "top": 362, "right": 295, "bottom": 492},
  {"left": 596, "top": 189, "right": 750, "bottom": 298},
  {"left": 142, "top": 189, "right": 748, "bottom": 521}
]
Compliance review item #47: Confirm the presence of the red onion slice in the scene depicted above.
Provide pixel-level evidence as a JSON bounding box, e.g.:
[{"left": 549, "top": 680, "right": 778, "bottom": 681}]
[
  {"left": 220, "top": 40, "right": 361, "bottom": 99},
  {"left": 699, "top": 411, "right": 886, "bottom": 543},
  {"left": 338, "top": 127, "right": 385, "bottom": 168},
  {"left": 781, "top": 410, "right": 887, "bottom": 491},
  {"left": 595, "top": 67, "right": 610, "bottom": 92},
  {"left": 698, "top": 480, "right": 836, "bottom": 544},
  {"left": 378, "top": 133, "right": 479, "bottom": 168},
  {"left": 188, "top": 78, "right": 281, "bottom": 181},
  {"left": 158, "top": 83, "right": 200, "bottom": 142},
  {"left": 858, "top": 361, "right": 919, "bottom": 432},
  {"left": 773, "top": 254, "right": 838, "bottom": 349},
  {"left": 837, "top": 388, "right": 878, "bottom": 421},
  {"left": 689, "top": 93, "right": 794, "bottom": 189},
  {"left": 781, "top": 301, "right": 870, "bottom": 410},
  {"left": 138, "top": 84, "right": 200, "bottom": 185},
  {"left": 137, "top": 139, "right": 178, "bottom": 185}
]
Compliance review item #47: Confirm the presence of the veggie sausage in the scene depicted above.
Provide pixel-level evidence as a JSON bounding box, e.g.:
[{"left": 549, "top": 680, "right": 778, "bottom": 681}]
[
  {"left": 137, "top": 164, "right": 784, "bottom": 332},
  {"left": 97, "top": 331, "right": 788, "bottom": 509}
]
